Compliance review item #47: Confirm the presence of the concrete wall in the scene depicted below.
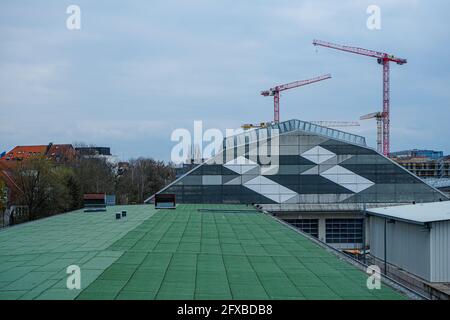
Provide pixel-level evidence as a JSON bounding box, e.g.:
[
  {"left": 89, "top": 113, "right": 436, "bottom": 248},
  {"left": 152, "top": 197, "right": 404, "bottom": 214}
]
[
  {"left": 370, "top": 216, "right": 431, "bottom": 281},
  {"left": 430, "top": 220, "right": 450, "bottom": 282}
]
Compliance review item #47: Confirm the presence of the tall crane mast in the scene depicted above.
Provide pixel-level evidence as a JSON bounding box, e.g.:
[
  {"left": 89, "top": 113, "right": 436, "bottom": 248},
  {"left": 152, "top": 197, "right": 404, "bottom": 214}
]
[
  {"left": 312, "top": 39, "right": 407, "bottom": 156},
  {"left": 360, "top": 112, "right": 383, "bottom": 153},
  {"left": 261, "top": 74, "right": 331, "bottom": 123}
]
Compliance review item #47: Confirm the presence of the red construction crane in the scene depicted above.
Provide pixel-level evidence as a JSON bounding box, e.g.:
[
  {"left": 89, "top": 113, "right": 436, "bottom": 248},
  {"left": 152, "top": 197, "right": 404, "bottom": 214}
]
[
  {"left": 312, "top": 39, "right": 407, "bottom": 156},
  {"left": 261, "top": 74, "right": 331, "bottom": 123}
]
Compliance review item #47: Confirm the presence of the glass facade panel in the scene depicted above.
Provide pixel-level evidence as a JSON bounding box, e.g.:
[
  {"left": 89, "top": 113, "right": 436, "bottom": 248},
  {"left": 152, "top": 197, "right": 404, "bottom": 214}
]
[
  {"left": 325, "top": 218, "right": 363, "bottom": 244},
  {"left": 284, "top": 219, "right": 319, "bottom": 238}
]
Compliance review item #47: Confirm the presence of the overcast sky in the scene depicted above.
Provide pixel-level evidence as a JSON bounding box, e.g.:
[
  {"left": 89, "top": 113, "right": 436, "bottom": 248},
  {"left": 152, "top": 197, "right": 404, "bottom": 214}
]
[{"left": 1, "top": 0, "right": 449, "bottom": 161}]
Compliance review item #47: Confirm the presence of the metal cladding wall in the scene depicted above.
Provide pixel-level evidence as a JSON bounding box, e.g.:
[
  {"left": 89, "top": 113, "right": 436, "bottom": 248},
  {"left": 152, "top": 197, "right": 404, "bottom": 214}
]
[
  {"left": 369, "top": 216, "right": 431, "bottom": 281},
  {"left": 370, "top": 216, "right": 450, "bottom": 283},
  {"left": 430, "top": 220, "right": 450, "bottom": 282},
  {"left": 153, "top": 120, "right": 445, "bottom": 206}
]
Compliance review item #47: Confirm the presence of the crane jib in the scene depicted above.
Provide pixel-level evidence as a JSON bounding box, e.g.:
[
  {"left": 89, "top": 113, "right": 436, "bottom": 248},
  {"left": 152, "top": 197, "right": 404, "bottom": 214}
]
[{"left": 312, "top": 39, "right": 407, "bottom": 156}]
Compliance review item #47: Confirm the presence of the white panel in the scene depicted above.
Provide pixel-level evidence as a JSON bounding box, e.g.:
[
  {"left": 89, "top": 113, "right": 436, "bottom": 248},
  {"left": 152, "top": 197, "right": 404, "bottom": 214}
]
[
  {"left": 261, "top": 184, "right": 280, "bottom": 194},
  {"left": 355, "top": 183, "right": 375, "bottom": 193},
  {"left": 320, "top": 165, "right": 339, "bottom": 181},
  {"left": 259, "top": 176, "right": 278, "bottom": 185},
  {"left": 244, "top": 176, "right": 262, "bottom": 185},
  {"left": 301, "top": 146, "right": 335, "bottom": 164},
  {"left": 339, "top": 183, "right": 375, "bottom": 193},
  {"left": 339, "top": 183, "right": 358, "bottom": 193},
  {"left": 354, "top": 176, "right": 374, "bottom": 190},
  {"left": 260, "top": 177, "right": 290, "bottom": 190},
  {"left": 337, "top": 174, "right": 358, "bottom": 184},
  {"left": 262, "top": 194, "right": 280, "bottom": 203},
  {"left": 224, "top": 156, "right": 259, "bottom": 175},
  {"left": 242, "top": 175, "right": 297, "bottom": 204},
  {"left": 244, "top": 183, "right": 261, "bottom": 194},
  {"left": 321, "top": 165, "right": 374, "bottom": 193}
]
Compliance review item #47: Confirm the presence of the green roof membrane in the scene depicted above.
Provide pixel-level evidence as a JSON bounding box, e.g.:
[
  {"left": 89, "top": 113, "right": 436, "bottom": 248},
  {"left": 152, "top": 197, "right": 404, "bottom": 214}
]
[
  {"left": 83, "top": 204, "right": 405, "bottom": 300},
  {"left": 0, "top": 206, "right": 153, "bottom": 300},
  {"left": 0, "top": 204, "right": 406, "bottom": 300}
]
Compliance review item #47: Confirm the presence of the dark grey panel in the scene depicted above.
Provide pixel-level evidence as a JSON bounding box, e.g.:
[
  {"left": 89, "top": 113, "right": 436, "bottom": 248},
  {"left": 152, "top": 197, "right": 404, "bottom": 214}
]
[
  {"left": 278, "top": 155, "right": 316, "bottom": 165},
  {"left": 222, "top": 175, "right": 240, "bottom": 184},
  {"left": 319, "top": 140, "right": 377, "bottom": 155}
]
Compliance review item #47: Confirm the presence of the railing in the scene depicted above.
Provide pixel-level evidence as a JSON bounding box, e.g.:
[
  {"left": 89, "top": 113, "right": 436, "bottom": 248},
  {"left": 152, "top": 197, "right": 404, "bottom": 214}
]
[{"left": 224, "top": 119, "right": 366, "bottom": 150}]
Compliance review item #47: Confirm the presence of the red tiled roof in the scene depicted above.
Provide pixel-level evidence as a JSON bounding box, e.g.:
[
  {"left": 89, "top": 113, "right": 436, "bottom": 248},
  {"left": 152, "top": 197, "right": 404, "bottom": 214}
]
[
  {"left": 0, "top": 144, "right": 76, "bottom": 162},
  {"left": 1, "top": 145, "right": 47, "bottom": 161},
  {"left": 46, "top": 144, "right": 76, "bottom": 161}
]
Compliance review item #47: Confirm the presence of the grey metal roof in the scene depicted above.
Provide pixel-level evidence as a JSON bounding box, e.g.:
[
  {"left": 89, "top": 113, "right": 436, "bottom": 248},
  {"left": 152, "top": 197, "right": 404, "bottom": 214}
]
[
  {"left": 225, "top": 119, "right": 367, "bottom": 149},
  {"left": 367, "top": 201, "right": 450, "bottom": 224},
  {"left": 423, "top": 178, "right": 450, "bottom": 189}
]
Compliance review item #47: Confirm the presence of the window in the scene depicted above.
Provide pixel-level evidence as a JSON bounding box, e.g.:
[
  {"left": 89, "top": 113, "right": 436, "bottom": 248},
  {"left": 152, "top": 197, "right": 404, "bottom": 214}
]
[
  {"left": 283, "top": 219, "right": 319, "bottom": 238},
  {"left": 325, "top": 218, "right": 363, "bottom": 244}
]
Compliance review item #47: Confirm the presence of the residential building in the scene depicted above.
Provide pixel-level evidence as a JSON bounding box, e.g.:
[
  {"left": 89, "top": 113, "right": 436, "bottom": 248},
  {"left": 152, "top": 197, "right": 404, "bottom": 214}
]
[
  {"left": 0, "top": 143, "right": 76, "bottom": 163},
  {"left": 390, "top": 149, "right": 444, "bottom": 160}
]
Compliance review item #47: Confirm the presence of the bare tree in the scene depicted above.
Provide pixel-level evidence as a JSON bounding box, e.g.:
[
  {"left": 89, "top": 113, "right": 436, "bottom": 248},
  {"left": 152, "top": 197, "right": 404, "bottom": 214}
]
[
  {"left": 116, "top": 158, "right": 175, "bottom": 204},
  {"left": 12, "top": 157, "right": 75, "bottom": 221},
  {"left": 6, "top": 143, "right": 175, "bottom": 224}
]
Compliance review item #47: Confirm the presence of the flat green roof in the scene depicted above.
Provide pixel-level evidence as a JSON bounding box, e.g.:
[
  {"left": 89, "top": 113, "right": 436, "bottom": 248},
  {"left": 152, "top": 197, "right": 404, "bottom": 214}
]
[{"left": 0, "top": 204, "right": 406, "bottom": 300}]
